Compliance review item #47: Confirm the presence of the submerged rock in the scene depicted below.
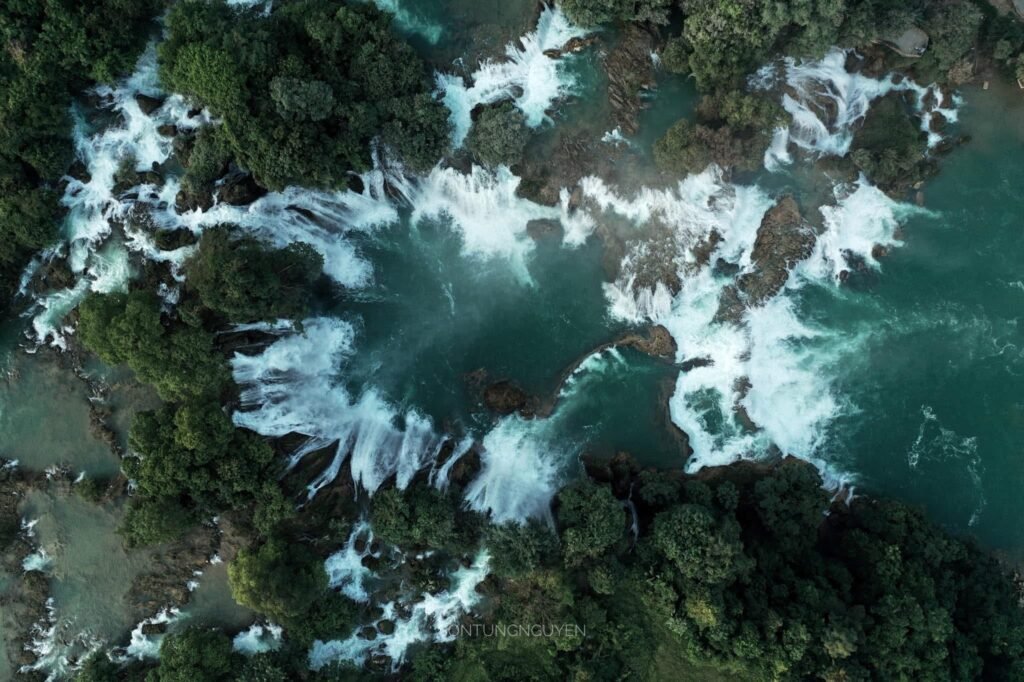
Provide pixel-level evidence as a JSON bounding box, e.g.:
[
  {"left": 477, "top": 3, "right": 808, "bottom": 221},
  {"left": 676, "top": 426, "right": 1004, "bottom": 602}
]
[{"left": 483, "top": 380, "right": 535, "bottom": 417}]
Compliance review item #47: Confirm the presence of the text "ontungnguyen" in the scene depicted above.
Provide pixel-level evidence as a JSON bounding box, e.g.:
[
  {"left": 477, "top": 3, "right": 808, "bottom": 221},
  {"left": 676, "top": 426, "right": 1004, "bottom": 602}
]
[{"left": 446, "top": 623, "right": 586, "bottom": 639}]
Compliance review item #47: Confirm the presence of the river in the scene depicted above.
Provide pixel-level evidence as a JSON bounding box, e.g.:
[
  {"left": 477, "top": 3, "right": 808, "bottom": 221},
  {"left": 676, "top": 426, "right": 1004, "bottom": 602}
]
[{"left": 1, "top": 0, "right": 1023, "bottom": 677}]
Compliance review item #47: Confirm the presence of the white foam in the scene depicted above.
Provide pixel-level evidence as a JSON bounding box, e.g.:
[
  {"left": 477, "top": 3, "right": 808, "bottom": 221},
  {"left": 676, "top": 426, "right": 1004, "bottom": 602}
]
[
  {"left": 463, "top": 417, "right": 564, "bottom": 524},
  {"left": 232, "top": 623, "right": 283, "bottom": 655},
  {"left": 324, "top": 520, "right": 378, "bottom": 602},
  {"left": 800, "top": 176, "right": 930, "bottom": 282},
  {"left": 368, "top": 0, "right": 442, "bottom": 44},
  {"left": 120, "top": 608, "right": 181, "bottom": 660},
  {"left": 770, "top": 48, "right": 959, "bottom": 168},
  {"left": 583, "top": 167, "right": 927, "bottom": 487},
  {"left": 403, "top": 164, "right": 561, "bottom": 283},
  {"left": 438, "top": 5, "right": 589, "bottom": 147},
  {"left": 309, "top": 551, "right": 489, "bottom": 671},
  {"left": 230, "top": 317, "right": 443, "bottom": 498}
]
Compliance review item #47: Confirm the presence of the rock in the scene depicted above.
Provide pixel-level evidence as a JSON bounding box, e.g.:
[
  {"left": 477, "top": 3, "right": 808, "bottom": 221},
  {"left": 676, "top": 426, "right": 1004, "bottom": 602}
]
[
  {"left": 680, "top": 356, "right": 713, "bottom": 372},
  {"left": 175, "top": 187, "right": 214, "bottom": 213},
  {"left": 562, "top": 35, "right": 598, "bottom": 54},
  {"left": 140, "top": 170, "right": 163, "bottom": 186},
  {"left": 543, "top": 48, "right": 562, "bottom": 59},
  {"left": 359, "top": 626, "right": 378, "bottom": 640},
  {"left": 173, "top": 135, "right": 196, "bottom": 166},
  {"left": 135, "top": 94, "right": 165, "bottom": 115},
  {"left": 153, "top": 228, "right": 199, "bottom": 251},
  {"left": 347, "top": 174, "right": 365, "bottom": 194},
  {"left": 377, "top": 619, "right": 396, "bottom": 635},
  {"left": 67, "top": 159, "right": 90, "bottom": 183},
  {"left": 141, "top": 621, "right": 168, "bottom": 636},
  {"left": 157, "top": 124, "right": 177, "bottom": 138},
  {"left": 716, "top": 196, "right": 814, "bottom": 322},
  {"left": 483, "top": 380, "right": 533, "bottom": 416},
  {"left": 625, "top": 325, "right": 677, "bottom": 358},
  {"left": 691, "top": 230, "right": 723, "bottom": 268},
  {"left": 33, "top": 257, "right": 76, "bottom": 294},
  {"left": 448, "top": 449, "right": 481, "bottom": 487},
  {"left": 218, "top": 173, "right": 266, "bottom": 206},
  {"left": 604, "top": 26, "right": 658, "bottom": 135},
  {"left": 714, "top": 258, "right": 740, "bottom": 277}
]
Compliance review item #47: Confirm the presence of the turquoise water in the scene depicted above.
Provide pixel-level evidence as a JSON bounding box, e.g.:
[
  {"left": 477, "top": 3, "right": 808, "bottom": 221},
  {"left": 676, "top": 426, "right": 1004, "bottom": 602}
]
[
  {"left": 826, "top": 80, "right": 1024, "bottom": 553},
  {"left": 3, "top": 5, "right": 1024, "bottom": 675}
]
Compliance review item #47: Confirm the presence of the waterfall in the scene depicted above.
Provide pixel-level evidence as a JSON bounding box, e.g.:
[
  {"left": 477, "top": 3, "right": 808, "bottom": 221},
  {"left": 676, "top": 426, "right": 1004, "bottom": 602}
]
[
  {"left": 437, "top": 4, "right": 589, "bottom": 147},
  {"left": 765, "top": 48, "right": 960, "bottom": 169},
  {"left": 309, "top": 551, "right": 490, "bottom": 671}
]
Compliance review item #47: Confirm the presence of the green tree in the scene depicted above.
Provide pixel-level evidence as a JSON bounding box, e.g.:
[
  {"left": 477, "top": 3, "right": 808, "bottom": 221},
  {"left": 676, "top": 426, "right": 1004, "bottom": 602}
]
[
  {"left": 159, "top": 0, "right": 449, "bottom": 189},
  {"left": 228, "top": 537, "right": 328, "bottom": 625},
  {"left": 186, "top": 226, "right": 323, "bottom": 323},
  {"left": 150, "top": 627, "right": 238, "bottom": 682},
  {"left": 466, "top": 102, "right": 529, "bottom": 168},
  {"left": 556, "top": 481, "right": 626, "bottom": 567},
  {"left": 124, "top": 402, "right": 274, "bottom": 513},
  {"left": 119, "top": 496, "right": 196, "bottom": 548},
  {"left": 77, "top": 291, "right": 229, "bottom": 401}
]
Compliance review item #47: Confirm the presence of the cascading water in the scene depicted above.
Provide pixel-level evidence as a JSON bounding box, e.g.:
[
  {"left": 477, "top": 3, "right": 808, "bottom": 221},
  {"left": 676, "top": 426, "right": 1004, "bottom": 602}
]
[
  {"left": 437, "top": 4, "right": 589, "bottom": 146},
  {"left": 762, "top": 48, "right": 960, "bottom": 170},
  {"left": 309, "top": 551, "right": 490, "bottom": 671}
]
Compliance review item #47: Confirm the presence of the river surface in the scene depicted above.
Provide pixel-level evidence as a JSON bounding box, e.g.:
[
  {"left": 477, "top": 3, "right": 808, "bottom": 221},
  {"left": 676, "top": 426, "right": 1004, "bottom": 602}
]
[{"left": 2, "top": 0, "right": 1024, "bottom": 677}]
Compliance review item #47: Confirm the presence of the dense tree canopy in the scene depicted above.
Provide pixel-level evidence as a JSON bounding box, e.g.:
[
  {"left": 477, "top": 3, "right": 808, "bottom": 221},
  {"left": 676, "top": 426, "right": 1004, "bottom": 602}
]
[
  {"left": 411, "top": 460, "right": 1024, "bottom": 681},
  {"left": 186, "top": 226, "right": 323, "bottom": 323},
  {"left": 150, "top": 627, "right": 239, "bottom": 682},
  {"left": 158, "top": 0, "right": 450, "bottom": 190},
  {"left": 125, "top": 402, "right": 275, "bottom": 512},
  {"left": 0, "top": 0, "right": 161, "bottom": 308},
  {"left": 465, "top": 102, "right": 530, "bottom": 168},
  {"left": 77, "top": 290, "right": 229, "bottom": 402}
]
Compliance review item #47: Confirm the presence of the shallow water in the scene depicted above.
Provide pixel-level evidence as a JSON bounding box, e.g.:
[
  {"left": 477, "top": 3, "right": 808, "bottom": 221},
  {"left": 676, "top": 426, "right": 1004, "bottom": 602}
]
[
  {"left": 0, "top": 323, "right": 120, "bottom": 477},
  {"left": 17, "top": 490, "right": 156, "bottom": 675}
]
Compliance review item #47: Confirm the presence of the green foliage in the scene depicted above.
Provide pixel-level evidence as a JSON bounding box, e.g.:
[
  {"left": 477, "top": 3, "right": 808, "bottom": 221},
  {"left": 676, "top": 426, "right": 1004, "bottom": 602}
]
[
  {"left": 484, "top": 519, "right": 558, "bottom": 578},
  {"left": 423, "top": 459, "right": 1024, "bottom": 681},
  {"left": 918, "top": 0, "right": 983, "bottom": 78},
  {"left": 186, "top": 226, "right": 323, "bottom": 323},
  {"left": 0, "top": 0, "right": 161, "bottom": 306},
  {"left": 180, "top": 125, "right": 232, "bottom": 197},
  {"left": 73, "top": 475, "right": 108, "bottom": 503},
  {"left": 850, "top": 92, "right": 931, "bottom": 189},
  {"left": 120, "top": 496, "right": 196, "bottom": 548},
  {"left": 77, "top": 291, "right": 229, "bottom": 401},
  {"left": 556, "top": 480, "right": 626, "bottom": 567},
  {"left": 653, "top": 119, "right": 713, "bottom": 175},
  {"left": 370, "top": 482, "right": 481, "bottom": 552},
  {"left": 149, "top": 627, "right": 239, "bottom": 682},
  {"left": 655, "top": 91, "right": 782, "bottom": 176},
  {"left": 465, "top": 102, "right": 529, "bottom": 168},
  {"left": 561, "top": 0, "right": 672, "bottom": 27},
  {"left": 159, "top": 0, "right": 449, "bottom": 189},
  {"left": 125, "top": 401, "right": 274, "bottom": 513},
  {"left": 228, "top": 536, "right": 328, "bottom": 626},
  {"left": 74, "top": 652, "right": 122, "bottom": 681}
]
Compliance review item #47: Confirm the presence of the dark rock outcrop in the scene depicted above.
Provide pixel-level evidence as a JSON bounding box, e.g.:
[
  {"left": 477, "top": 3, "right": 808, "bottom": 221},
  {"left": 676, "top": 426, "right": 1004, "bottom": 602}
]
[
  {"left": 604, "top": 25, "right": 658, "bottom": 135},
  {"left": 134, "top": 94, "right": 165, "bottom": 115},
  {"left": 483, "top": 380, "right": 535, "bottom": 416},
  {"left": 217, "top": 173, "right": 267, "bottom": 206},
  {"left": 715, "top": 196, "right": 814, "bottom": 323}
]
